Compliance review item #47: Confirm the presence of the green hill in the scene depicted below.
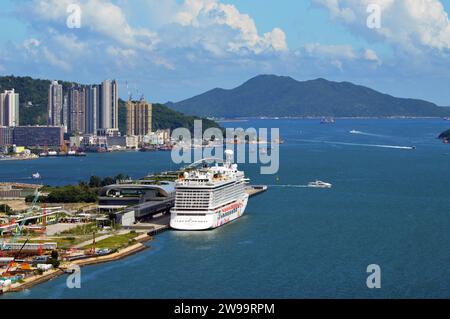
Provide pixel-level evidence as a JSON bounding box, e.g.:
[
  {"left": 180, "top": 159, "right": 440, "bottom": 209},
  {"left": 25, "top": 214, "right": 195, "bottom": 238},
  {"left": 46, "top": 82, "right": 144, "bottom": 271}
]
[
  {"left": 117, "top": 99, "right": 219, "bottom": 133},
  {"left": 0, "top": 75, "right": 220, "bottom": 133},
  {"left": 168, "top": 74, "right": 450, "bottom": 118},
  {"left": 0, "top": 76, "right": 77, "bottom": 125}
]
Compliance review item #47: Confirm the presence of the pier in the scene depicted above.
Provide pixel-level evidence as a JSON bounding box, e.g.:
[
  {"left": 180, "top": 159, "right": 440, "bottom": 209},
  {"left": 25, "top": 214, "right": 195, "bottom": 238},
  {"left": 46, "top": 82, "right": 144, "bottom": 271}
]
[{"left": 245, "top": 185, "right": 268, "bottom": 197}]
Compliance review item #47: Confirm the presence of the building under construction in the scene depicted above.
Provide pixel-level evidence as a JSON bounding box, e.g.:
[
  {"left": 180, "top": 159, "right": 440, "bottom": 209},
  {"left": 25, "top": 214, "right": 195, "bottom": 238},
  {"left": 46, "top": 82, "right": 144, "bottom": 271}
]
[{"left": 126, "top": 100, "right": 152, "bottom": 137}]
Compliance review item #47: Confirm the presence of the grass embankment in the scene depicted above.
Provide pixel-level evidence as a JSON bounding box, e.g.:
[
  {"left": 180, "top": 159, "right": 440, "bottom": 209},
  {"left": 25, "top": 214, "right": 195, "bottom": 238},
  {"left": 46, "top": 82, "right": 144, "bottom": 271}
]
[
  {"left": 17, "top": 236, "right": 90, "bottom": 249},
  {"left": 17, "top": 231, "right": 139, "bottom": 251},
  {"left": 86, "top": 232, "right": 139, "bottom": 250},
  {"left": 58, "top": 223, "right": 98, "bottom": 236},
  {"left": 16, "top": 223, "right": 103, "bottom": 249}
]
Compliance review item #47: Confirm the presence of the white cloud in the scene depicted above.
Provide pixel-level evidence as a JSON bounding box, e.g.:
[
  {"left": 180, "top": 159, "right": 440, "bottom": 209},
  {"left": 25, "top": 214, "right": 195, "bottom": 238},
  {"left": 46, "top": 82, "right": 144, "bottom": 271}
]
[
  {"left": 153, "top": 57, "right": 176, "bottom": 70},
  {"left": 304, "top": 43, "right": 358, "bottom": 60},
  {"left": 173, "top": 0, "right": 288, "bottom": 54},
  {"left": 315, "top": 0, "right": 450, "bottom": 56},
  {"left": 25, "top": 0, "right": 159, "bottom": 51},
  {"left": 364, "top": 48, "right": 381, "bottom": 65},
  {"left": 53, "top": 33, "right": 87, "bottom": 56},
  {"left": 106, "top": 46, "right": 137, "bottom": 59},
  {"left": 299, "top": 43, "right": 381, "bottom": 70},
  {"left": 42, "top": 47, "right": 72, "bottom": 71},
  {"left": 23, "top": 38, "right": 41, "bottom": 52}
]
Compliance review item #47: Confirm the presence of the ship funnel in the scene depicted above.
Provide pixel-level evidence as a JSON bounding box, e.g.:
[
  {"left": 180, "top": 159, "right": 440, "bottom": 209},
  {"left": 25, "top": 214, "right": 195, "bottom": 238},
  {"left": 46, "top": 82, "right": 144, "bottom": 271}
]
[{"left": 224, "top": 149, "right": 234, "bottom": 165}]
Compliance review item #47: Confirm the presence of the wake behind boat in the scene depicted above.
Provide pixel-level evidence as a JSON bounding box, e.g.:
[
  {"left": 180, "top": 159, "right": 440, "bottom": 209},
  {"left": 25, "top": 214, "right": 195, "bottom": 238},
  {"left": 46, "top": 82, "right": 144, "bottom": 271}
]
[{"left": 170, "top": 150, "right": 249, "bottom": 231}]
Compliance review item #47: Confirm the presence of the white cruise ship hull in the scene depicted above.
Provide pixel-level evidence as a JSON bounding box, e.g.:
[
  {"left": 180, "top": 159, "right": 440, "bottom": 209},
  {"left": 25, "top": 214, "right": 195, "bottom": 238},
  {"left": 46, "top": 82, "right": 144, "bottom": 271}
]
[{"left": 170, "top": 194, "right": 249, "bottom": 231}]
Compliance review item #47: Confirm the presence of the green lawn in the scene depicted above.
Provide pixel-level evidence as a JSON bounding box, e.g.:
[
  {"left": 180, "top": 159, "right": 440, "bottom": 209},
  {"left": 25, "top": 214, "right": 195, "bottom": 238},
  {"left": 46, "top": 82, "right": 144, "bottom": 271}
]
[
  {"left": 17, "top": 236, "right": 92, "bottom": 250},
  {"left": 86, "top": 232, "right": 139, "bottom": 250},
  {"left": 59, "top": 223, "right": 98, "bottom": 236}
]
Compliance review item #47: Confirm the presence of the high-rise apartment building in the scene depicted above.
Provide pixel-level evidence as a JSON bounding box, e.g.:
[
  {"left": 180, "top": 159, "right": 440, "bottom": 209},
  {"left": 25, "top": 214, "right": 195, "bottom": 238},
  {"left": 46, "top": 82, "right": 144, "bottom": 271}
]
[
  {"left": 0, "top": 89, "right": 19, "bottom": 127},
  {"left": 85, "top": 85, "right": 99, "bottom": 134},
  {"left": 48, "top": 81, "right": 63, "bottom": 126},
  {"left": 99, "top": 80, "right": 118, "bottom": 130},
  {"left": 126, "top": 100, "right": 152, "bottom": 136},
  {"left": 62, "top": 94, "right": 69, "bottom": 132},
  {"left": 49, "top": 79, "right": 118, "bottom": 135},
  {"left": 69, "top": 85, "right": 88, "bottom": 134}
]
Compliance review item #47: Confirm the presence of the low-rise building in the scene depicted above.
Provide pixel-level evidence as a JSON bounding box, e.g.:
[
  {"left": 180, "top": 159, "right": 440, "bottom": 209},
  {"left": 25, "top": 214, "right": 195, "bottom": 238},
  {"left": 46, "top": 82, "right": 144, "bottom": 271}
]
[
  {"left": 12, "top": 126, "right": 64, "bottom": 148},
  {"left": 144, "top": 129, "right": 171, "bottom": 145},
  {"left": 78, "top": 134, "right": 108, "bottom": 152},
  {"left": 107, "top": 135, "right": 139, "bottom": 149},
  {"left": 98, "top": 181, "right": 175, "bottom": 226}
]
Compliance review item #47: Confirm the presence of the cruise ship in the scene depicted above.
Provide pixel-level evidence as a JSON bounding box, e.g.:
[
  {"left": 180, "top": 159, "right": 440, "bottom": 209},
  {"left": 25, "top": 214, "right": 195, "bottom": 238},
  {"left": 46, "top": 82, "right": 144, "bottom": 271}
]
[{"left": 170, "top": 150, "right": 249, "bottom": 230}]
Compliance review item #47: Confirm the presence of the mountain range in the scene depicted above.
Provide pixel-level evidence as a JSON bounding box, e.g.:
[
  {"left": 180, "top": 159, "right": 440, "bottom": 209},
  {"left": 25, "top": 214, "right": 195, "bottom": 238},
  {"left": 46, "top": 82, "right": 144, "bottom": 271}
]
[{"left": 167, "top": 75, "right": 449, "bottom": 118}]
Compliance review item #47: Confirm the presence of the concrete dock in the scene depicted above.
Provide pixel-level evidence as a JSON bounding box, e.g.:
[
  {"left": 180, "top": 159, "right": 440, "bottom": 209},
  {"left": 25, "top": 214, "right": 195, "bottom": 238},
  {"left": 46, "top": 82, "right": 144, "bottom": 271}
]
[
  {"left": 245, "top": 185, "right": 268, "bottom": 197},
  {"left": 128, "top": 214, "right": 171, "bottom": 235}
]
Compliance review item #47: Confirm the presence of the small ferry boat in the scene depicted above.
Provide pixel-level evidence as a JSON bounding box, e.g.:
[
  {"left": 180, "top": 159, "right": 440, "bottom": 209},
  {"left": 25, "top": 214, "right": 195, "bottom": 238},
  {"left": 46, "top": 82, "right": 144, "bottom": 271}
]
[
  {"left": 32, "top": 172, "right": 41, "bottom": 179},
  {"left": 320, "top": 117, "right": 335, "bottom": 124},
  {"left": 308, "top": 180, "right": 332, "bottom": 188}
]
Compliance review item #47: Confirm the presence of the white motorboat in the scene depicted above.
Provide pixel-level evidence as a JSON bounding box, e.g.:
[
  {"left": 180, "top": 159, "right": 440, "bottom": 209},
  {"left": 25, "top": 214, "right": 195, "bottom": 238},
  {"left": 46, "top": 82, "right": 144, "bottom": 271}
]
[{"left": 308, "top": 180, "right": 332, "bottom": 188}]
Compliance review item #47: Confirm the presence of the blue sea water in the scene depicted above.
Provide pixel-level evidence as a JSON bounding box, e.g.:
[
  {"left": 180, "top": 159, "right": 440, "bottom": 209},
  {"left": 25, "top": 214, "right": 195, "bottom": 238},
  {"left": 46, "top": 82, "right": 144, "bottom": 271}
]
[{"left": 2, "top": 119, "right": 450, "bottom": 299}]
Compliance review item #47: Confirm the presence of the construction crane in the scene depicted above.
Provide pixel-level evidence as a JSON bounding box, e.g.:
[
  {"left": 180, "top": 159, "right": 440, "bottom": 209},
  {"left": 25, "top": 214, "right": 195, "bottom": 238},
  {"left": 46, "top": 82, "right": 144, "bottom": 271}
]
[
  {"left": 126, "top": 81, "right": 132, "bottom": 102},
  {"left": 90, "top": 232, "right": 96, "bottom": 255},
  {"left": 28, "top": 189, "right": 41, "bottom": 214},
  {"left": 4, "top": 239, "right": 29, "bottom": 275},
  {"left": 1, "top": 190, "right": 40, "bottom": 251}
]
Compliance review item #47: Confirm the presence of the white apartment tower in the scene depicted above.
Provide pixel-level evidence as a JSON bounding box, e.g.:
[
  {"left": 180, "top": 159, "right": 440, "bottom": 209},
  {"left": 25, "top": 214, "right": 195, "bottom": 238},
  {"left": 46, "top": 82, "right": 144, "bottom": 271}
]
[
  {"left": 48, "top": 80, "right": 63, "bottom": 126},
  {"left": 0, "top": 89, "right": 19, "bottom": 127},
  {"left": 99, "top": 80, "right": 118, "bottom": 130}
]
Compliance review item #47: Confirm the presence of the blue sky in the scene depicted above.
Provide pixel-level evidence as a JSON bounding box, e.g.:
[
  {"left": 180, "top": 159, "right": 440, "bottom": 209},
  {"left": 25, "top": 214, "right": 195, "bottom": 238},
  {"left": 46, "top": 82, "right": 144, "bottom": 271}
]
[{"left": 0, "top": 0, "right": 450, "bottom": 106}]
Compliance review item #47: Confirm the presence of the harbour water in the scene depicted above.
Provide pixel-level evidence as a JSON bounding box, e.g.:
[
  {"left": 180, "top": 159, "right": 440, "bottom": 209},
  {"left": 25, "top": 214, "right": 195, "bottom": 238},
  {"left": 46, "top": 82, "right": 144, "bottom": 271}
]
[{"left": 2, "top": 119, "right": 450, "bottom": 298}]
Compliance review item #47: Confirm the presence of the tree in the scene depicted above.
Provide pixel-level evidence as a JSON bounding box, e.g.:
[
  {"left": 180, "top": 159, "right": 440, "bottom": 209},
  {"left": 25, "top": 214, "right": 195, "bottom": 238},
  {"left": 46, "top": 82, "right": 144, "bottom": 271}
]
[
  {"left": 89, "top": 175, "right": 102, "bottom": 188},
  {"left": 48, "top": 250, "right": 60, "bottom": 268},
  {"left": 0, "top": 204, "right": 12, "bottom": 215},
  {"left": 114, "top": 174, "right": 129, "bottom": 182},
  {"left": 101, "top": 176, "right": 115, "bottom": 186},
  {"left": 51, "top": 250, "right": 59, "bottom": 259}
]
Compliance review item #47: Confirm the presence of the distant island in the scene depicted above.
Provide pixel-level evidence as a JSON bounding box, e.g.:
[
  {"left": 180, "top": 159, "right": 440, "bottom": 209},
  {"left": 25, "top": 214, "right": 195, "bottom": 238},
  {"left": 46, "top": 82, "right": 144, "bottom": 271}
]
[
  {"left": 0, "top": 75, "right": 220, "bottom": 133},
  {"left": 168, "top": 74, "right": 450, "bottom": 118}
]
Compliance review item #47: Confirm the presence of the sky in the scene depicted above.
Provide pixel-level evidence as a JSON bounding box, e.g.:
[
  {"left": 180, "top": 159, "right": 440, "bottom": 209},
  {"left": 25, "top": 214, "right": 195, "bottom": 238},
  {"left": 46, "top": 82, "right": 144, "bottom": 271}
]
[{"left": 0, "top": 0, "right": 449, "bottom": 106}]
